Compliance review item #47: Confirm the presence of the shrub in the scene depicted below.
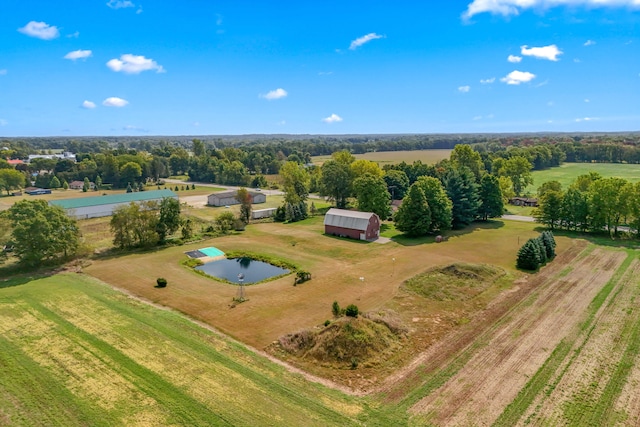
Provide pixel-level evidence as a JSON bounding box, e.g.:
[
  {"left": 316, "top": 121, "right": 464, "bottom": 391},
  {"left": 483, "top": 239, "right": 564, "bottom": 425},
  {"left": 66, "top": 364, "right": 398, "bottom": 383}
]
[
  {"left": 324, "top": 320, "right": 331, "bottom": 327},
  {"left": 345, "top": 304, "right": 359, "bottom": 318},
  {"left": 332, "top": 301, "right": 341, "bottom": 318},
  {"left": 156, "top": 277, "right": 167, "bottom": 288}
]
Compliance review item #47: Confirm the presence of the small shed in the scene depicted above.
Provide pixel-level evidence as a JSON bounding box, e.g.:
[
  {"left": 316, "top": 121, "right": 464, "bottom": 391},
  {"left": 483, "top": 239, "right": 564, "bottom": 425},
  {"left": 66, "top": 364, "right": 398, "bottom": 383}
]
[
  {"left": 207, "top": 190, "right": 266, "bottom": 207},
  {"left": 50, "top": 189, "right": 178, "bottom": 219},
  {"left": 252, "top": 208, "right": 276, "bottom": 219},
  {"left": 323, "top": 208, "right": 380, "bottom": 241}
]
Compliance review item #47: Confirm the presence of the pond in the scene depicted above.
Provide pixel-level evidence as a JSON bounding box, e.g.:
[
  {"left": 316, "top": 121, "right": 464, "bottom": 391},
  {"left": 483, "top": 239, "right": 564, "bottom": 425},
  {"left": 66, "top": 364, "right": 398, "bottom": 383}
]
[{"left": 195, "top": 257, "right": 290, "bottom": 284}]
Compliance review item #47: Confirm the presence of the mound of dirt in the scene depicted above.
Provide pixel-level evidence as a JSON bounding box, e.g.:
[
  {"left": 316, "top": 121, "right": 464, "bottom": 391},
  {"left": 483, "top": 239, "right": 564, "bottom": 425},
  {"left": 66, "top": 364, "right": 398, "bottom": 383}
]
[
  {"left": 404, "top": 263, "right": 505, "bottom": 301},
  {"left": 275, "top": 311, "right": 407, "bottom": 369}
]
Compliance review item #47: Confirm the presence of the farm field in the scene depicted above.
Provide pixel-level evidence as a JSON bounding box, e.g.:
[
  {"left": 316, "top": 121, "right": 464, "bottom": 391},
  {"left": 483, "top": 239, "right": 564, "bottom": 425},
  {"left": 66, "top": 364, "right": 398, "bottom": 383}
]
[
  {"left": 311, "top": 149, "right": 452, "bottom": 166},
  {"left": 0, "top": 274, "right": 388, "bottom": 426},
  {"left": 4, "top": 218, "right": 640, "bottom": 425},
  {"left": 528, "top": 162, "right": 640, "bottom": 193}
]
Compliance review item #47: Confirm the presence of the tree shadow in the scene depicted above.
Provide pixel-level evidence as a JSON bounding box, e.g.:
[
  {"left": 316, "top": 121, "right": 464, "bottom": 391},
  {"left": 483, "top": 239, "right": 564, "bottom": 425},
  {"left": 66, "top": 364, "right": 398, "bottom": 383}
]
[{"left": 391, "top": 220, "right": 506, "bottom": 247}]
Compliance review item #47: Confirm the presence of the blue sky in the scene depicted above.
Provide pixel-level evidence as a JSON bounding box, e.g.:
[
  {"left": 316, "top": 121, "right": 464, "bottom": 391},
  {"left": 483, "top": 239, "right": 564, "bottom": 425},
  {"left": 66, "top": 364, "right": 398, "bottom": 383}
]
[{"left": 1, "top": 0, "right": 639, "bottom": 136}]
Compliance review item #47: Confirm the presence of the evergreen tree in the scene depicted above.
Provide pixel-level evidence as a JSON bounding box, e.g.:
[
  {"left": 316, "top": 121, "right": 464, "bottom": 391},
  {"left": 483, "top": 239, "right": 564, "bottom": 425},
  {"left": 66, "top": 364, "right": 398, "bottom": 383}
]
[
  {"left": 541, "top": 231, "right": 556, "bottom": 259},
  {"left": 395, "top": 184, "right": 431, "bottom": 236},
  {"left": 82, "top": 177, "right": 90, "bottom": 192},
  {"left": 95, "top": 175, "right": 102, "bottom": 190},
  {"left": 444, "top": 167, "right": 480, "bottom": 229},
  {"left": 126, "top": 182, "right": 133, "bottom": 193},
  {"left": 517, "top": 239, "right": 541, "bottom": 270}
]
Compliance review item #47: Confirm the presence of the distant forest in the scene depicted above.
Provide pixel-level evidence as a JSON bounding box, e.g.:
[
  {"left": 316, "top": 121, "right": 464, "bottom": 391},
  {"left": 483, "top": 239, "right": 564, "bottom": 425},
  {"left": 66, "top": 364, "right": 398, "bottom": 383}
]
[{"left": 2, "top": 132, "right": 640, "bottom": 190}]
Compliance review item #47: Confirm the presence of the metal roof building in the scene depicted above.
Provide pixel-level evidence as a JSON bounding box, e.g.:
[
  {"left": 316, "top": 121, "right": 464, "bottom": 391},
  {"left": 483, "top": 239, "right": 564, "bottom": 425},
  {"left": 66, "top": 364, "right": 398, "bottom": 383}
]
[
  {"left": 323, "top": 208, "right": 380, "bottom": 241},
  {"left": 50, "top": 189, "right": 178, "bottom": 219}
]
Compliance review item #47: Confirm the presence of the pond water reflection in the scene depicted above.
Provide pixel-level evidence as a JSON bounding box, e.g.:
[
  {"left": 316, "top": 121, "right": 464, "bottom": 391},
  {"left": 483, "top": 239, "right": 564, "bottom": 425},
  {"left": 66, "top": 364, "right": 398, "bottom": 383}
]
[{"left": 195, "top": 257, "right": 290, "bottom": 284}]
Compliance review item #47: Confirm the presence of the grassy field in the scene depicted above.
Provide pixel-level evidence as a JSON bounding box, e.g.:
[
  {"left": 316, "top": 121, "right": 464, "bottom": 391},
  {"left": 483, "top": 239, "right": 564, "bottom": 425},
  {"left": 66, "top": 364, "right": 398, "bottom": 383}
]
[
  {"left": 311, "top": 149, "right": 452, "bottom": 166},
  {"left": 0, "top": 274, "right": 393, "bottom": 426},
  {"left": 528, "top": 162, "right": 640, "bottom": 193},
  {"left": 4, "top": 219, "right": 640, "bottom": 424}
]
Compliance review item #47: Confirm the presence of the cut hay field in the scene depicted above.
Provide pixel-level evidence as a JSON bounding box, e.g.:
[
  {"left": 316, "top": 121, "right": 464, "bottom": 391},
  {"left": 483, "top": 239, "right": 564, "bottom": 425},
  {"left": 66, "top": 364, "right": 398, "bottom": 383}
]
[
  {"left": 0, "top": 274, "right": 389, "bottom": 426},
  {"left": 311, "top": 149, "right": 452, "bottom": 166},
  {"left": 528, "top": 162, "right": 640, "bottom": 193}
]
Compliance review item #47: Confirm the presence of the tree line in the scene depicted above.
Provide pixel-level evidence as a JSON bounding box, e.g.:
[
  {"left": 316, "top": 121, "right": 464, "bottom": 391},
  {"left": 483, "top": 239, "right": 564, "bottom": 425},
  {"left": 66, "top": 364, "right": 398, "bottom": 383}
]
[{"left": 533, "top": 173, "right": 640, "bottom": 238}]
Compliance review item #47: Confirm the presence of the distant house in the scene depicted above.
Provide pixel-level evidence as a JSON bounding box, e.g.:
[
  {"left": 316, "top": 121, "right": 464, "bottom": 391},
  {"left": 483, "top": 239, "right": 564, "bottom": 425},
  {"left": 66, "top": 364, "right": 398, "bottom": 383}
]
[
  {"left": 68, "top": 180, "right": 95, "bottom": 190},
  {"left": 6, "top": 159, "right": 24, "bottom": 166},
  {"left": 207, "top": 190, "right": 266, "bottom": 207},
  {"left": 509, "top": 197, "right": 538, "bottom": 207},
  {"left": 323, "top": 208, "right": 381, "bottom": 241},
  {"left": 50, "top": 189, "right": 178, "bottom": 219}
]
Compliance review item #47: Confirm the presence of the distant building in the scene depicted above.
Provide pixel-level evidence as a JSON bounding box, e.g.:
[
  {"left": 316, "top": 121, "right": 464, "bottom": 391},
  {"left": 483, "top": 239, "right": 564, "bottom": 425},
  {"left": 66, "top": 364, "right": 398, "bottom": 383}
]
[
  {"left": 252, "top": 208, "right": 277, "bottom": 219},
  {"left": 50, "top": 189, "right": 178, "bottom": 219},
  {"left": 27, "top": 152, "right": 76, "bottom": 162},
  {"left": 207, "top": 190, "right": 266, "bottom": 207},
  {"left": 509, "top": 197, "right": 538, "bottom": 207},
  {"left": 24, "top": 187, "right": 52, "bottom": 195},
  {"left": 323, "top": 208, "right": 381, "bottom": 241},
  {"left": 68, "top": 180, "right": 95, "bottom": 190},
  {"left": 6, "top": 159, "right": 24, "bottom": 166}
]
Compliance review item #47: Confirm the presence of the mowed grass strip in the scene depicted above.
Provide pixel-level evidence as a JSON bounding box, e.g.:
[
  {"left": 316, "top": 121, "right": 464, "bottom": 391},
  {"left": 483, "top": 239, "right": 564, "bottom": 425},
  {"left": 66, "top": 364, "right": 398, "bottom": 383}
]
[
  {"left": 493, "top": 250, "right": 635, "bottom": 427},
  {"left": 0, "top": 274, "right": 369, "bottom": 426}
]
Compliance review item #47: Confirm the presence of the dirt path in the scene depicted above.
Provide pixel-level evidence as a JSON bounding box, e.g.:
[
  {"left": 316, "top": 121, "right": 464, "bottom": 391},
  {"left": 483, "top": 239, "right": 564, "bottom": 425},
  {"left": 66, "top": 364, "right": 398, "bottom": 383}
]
[{"left": 409, "top": 247, "right": 626, "bottom": 426}]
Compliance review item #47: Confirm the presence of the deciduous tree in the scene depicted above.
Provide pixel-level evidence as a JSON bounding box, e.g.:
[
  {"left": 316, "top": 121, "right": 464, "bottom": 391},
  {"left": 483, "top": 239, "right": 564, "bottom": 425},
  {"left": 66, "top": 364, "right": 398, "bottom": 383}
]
[
  {"left": 6, "top": 200, "right": 80, "bottom": 266},
  {"left": 353, "top": 173, "right": 391, "bottom": 219}
]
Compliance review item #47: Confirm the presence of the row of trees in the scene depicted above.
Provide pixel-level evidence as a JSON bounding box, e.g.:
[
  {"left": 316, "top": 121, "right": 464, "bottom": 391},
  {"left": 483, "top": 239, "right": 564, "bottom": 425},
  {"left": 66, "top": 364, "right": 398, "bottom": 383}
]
[
  {"left": 533, "top": 173, "right": 640, "bottom": 237},
  {"left": 516, "top": 231, "right": 556, "bottom": 271}
]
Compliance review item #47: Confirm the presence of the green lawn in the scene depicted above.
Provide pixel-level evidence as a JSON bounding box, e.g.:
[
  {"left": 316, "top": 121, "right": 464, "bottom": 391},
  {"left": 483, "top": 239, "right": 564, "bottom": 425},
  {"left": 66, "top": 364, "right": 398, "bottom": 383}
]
[
  {"left": 528, "top": 163, "right": 640, "bottom": 193},
  {"left": 311, "top": 149, "right": 452, "bottom": 166},
  {"left": 0, "top": 274, "right": 391, "bottom": 426}
]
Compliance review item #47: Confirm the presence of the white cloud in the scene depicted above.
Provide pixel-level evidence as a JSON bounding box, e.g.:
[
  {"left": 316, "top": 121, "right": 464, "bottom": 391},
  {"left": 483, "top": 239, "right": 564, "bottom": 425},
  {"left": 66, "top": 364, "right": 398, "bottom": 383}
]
[
  {"left": 322, "top": 114, "right": 343, "bottom": 123},
  {"left": 508, "top": 54, "right": 522, "bottom": 63},
  {"left": 480, "top": 77, "right": 495, "bottom": 84},
  {"left": 584, "top": 98, "right": 590, "bottom": 103},
  {"left": 102, "top": 97, "right": 129, "bottom": 107},
  {"left": 0, "top": 69, "right": 6, "bottom": 76},
  {"left": 107, "top": 0, "right": 134, "bottom": 9},
  {"left": 349, "top": 33, "right": 384, "bottom": 50},
  {"left": 0, "top": 119, "right": 7, "bottom": 126},
  {"left": 260, "top": 88, "right": 288, "bottom": 100},
  {"left": 64, "top": 50, "right": 93, "bottom": 61},
  {"left": 82, "top": 100, "right": 96, "bottom": 109},
  {"left": 67, "top": 31, "right": 80, "bottom": 38},
  {"left": 18, "top": 21, "right": 59, "bottom": 40},
  {"left": 106, "top": 54, "right": 165, "bottom": 74},
  {"left": 123, "top": 125, "right": 148, "bottom": 132},
  {"left": 576, "top": 117, "right": 596, "bottom": 122},
  {"left": 584, "top": 39, "right": 596, "bottom": 46},
  {"left": 463, "top": 0, "right": 640, "bottom": 20},
  {"left": 458, "top": 85, "right": 471, "bottom": 93},
  {"left": 501, "top": 70, "right": 536, "bottom": 85},
  {"left": 521, "top": 44, "right": 563, "bottom": 61},
  {"left": 277, "top": 120, "right": 286, "bottom": 126}
]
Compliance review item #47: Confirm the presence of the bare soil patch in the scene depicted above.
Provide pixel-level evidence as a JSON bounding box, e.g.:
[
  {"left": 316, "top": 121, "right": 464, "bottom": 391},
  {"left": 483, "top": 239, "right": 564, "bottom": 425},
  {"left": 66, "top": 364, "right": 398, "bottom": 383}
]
[{"left": 409, "top": 247, "right": 626, "bottom": 426}]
